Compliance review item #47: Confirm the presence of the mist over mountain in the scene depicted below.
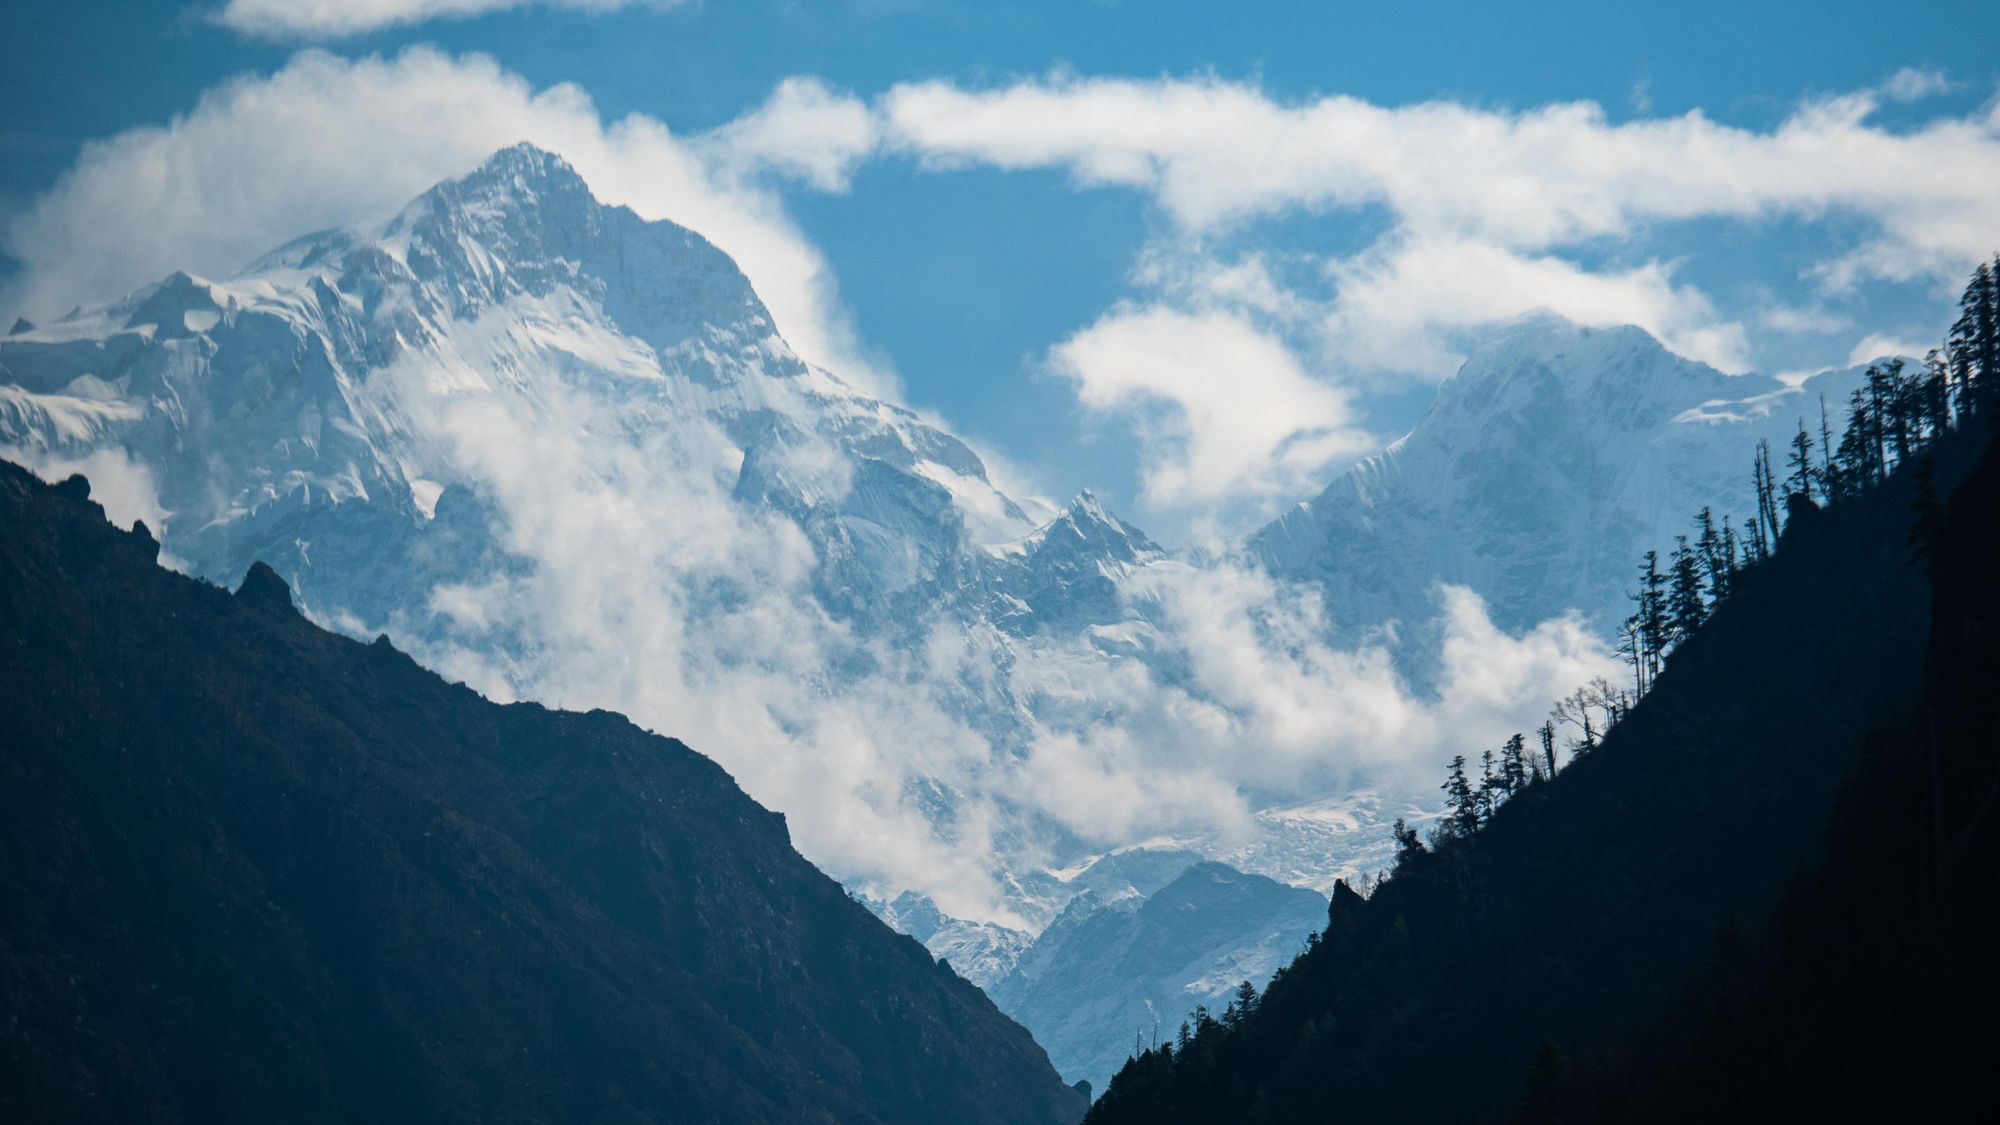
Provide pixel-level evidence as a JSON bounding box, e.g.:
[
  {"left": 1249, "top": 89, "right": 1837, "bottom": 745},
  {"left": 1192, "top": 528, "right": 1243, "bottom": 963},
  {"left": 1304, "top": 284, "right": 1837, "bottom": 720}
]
[{"left": 0, "top": 144, "right": 1914, "bottom": 1091}]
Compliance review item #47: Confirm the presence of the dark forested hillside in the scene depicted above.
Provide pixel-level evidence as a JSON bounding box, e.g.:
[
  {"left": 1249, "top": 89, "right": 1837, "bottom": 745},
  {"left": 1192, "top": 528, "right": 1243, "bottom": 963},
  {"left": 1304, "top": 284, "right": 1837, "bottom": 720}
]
[
  {"left": 0, "top": 462, "right": 1086, "bottom": 1125},
  {"left": 1086, "top": 402, "right": 1998, "bottom": 1119}
]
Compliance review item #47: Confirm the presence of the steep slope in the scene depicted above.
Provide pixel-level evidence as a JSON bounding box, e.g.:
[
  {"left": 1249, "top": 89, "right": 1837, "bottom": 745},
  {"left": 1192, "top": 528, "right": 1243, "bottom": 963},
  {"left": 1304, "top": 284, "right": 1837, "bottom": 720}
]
[
  {"left": 0, "top": 461, "right": 1085, "bottom": 1125},
  {"left": 1088, "top": 416, "right": 1992, "bottom": 1123},
  {"left": 1548, "top": 423, "right": 2000, "bottom": 1121},
  {"left": 1250, "top": 318, "right": 1866, "bottom": 638}
]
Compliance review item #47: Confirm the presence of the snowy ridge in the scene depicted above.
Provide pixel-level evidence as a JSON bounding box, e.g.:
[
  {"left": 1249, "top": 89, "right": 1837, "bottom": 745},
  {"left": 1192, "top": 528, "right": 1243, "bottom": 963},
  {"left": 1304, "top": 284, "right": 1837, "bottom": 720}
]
[{"left": 1249, "top": 316, "right": 1870, "bottom": 640}]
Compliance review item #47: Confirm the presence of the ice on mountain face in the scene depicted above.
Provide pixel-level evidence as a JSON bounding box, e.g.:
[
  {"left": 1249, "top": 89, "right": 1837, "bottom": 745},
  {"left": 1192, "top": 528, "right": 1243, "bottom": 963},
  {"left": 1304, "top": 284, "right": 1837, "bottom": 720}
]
[
  {"left": 1249, "top": 317, "right": 1869, "bottom": 644},
  {"left": 989, "top": 861, "right": 1328, "bottom": 1093},
  {"left": 0, "top": 145, "right": 1150, "bottom": 920}
]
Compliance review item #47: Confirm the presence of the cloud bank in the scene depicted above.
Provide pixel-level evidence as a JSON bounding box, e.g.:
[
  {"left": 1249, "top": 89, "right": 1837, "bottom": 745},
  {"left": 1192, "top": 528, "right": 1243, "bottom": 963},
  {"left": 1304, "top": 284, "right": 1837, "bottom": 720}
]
[{"left": 215, "top": 0, "right": 675, "bottom": 40}]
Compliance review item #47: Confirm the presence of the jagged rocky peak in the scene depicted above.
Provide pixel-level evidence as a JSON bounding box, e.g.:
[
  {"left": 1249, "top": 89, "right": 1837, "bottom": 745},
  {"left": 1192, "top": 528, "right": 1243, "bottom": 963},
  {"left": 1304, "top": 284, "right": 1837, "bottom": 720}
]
[
  {"left": 377, "top": 142, "right": 771, "bottom": 349},
  {"left": 1038, "top": 489, "right": 1160, "bottom": 561}
]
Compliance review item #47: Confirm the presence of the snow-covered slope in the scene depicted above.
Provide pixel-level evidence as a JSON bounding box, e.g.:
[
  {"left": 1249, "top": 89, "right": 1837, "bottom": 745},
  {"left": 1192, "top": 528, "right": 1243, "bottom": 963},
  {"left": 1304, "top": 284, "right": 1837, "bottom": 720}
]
[
  {"left": 0, "top": 144, "right": 1053, "bottom": 637},
  {"left": 989, "top": 861, "right": 1328, "bottom": 1095},
  {"left": 1249, "top": 319, "right": 1866, "bottom": 639}
]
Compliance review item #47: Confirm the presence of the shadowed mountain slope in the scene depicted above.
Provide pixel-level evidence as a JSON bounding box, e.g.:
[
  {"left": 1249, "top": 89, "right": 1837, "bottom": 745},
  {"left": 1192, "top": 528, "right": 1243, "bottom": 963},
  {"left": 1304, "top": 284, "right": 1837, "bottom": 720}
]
[
  {"left": 0, "top": 461, "right": 1085, "bottom": 1125},
  {"left": 1087, "top": 418, "right": 1996, "bottom": 1123}
]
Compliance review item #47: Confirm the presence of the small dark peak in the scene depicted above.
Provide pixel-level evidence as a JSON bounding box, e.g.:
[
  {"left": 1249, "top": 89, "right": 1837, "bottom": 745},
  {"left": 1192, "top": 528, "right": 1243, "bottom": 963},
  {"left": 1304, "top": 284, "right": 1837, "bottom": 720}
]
[
  {"left": 52, "top": 474, "right": 91, "bottom": 503},
  {"left": 235, "top": 561, "right": 297, "bottom": 615},
  {"left": 129, "top": 520, "right": 159, "bottom": 561},
  {"left": 1072, "top": 1079, "right": 1093, "bottom": 1103},
  {"left": 373, "top": 632, "right": 395, "bottom": 648},
  {"left": 1327, "top": 878, "right": 1368, "bottom": 931},
  {"left": 8, "top": 316, "right": 33, "bottom": 335}
]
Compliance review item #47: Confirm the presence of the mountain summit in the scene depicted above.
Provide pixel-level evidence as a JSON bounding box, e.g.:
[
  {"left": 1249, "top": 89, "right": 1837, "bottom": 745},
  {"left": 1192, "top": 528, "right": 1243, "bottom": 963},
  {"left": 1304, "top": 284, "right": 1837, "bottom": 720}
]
[{"left": 1249, "top": 317, "right": 1865, "bottom": 637}]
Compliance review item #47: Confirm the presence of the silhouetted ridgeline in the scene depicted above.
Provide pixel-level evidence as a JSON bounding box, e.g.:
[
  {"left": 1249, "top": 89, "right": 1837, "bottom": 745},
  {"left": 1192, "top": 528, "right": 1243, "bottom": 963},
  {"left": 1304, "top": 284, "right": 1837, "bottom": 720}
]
[
  {"left": 1085, "top": 417, "right": 1997, "bottom": 1120},
  {"left": 0, "top": 461, "right": 1085, "bottom": 1125}
]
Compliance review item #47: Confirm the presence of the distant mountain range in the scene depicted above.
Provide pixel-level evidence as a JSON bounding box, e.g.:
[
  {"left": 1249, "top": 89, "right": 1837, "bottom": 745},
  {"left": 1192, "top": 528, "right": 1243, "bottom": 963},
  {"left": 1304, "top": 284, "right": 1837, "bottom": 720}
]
[
  {"left": 0, "top": 144, "right": 1894, "bottom": 1090},
  {"left": 1250, "top": 317, "right": 1869, "bottom": 641}
]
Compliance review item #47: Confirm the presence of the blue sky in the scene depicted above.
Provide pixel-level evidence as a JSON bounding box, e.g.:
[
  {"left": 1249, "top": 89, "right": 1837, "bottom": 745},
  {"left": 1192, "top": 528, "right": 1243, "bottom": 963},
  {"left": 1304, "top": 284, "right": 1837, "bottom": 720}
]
[{"left": 5, "top": 0, "right": 1998, "bottom": 539}]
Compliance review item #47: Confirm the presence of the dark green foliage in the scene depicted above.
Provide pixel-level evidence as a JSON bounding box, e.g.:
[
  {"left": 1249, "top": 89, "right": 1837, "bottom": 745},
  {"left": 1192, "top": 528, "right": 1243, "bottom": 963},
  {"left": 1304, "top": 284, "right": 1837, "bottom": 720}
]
[{"left": 0, "top": 464, "right": 1085, "bottom": 1125}]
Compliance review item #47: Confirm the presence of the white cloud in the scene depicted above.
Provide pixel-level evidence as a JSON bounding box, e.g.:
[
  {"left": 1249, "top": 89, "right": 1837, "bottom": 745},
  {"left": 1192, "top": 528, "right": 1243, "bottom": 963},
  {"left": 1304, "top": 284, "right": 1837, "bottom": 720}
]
[
  {"left": 0, "top": 48, "right": 892, "bottom": 397},
  {"left": 340, "top": 292, "right": 1616, "bottom": 922},
  {"left": 1002, "top": 568, "right": 1619, "bottom": 852},
  {"left": 1878, "top": 66, "right": 1957, "bottom": 103},
  {"left": 880, "top": 74, "right": 2000, "bottom": 279},
  {"left": 1048, "top": 305, "right": 1372, "bottom": 506},
  {"left": 215, "top": 0, "right": 675, "bottom": 40},
  {"left": 697, "top": 76, "right": 883, "bottom": 192},
  {"left": 1846, "top": 332, "right": 1932, "bottom": 366},
  {"left": 880, "top": 72, "right": 2000, "bottom": 390},
  {"left": 1317, "top": 236, "right": 1751, "bottom": 377}
]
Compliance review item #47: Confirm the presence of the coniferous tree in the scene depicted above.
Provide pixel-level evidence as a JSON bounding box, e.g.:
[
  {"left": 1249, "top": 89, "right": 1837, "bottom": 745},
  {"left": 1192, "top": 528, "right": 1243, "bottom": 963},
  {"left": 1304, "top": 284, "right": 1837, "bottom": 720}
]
[
  {"left": 1538, "top": 721, "right": 1558, "bottom": 779},
  {"left": 1819, "top": 393, "right": 1839, "bottom": 490},
  {"left": 1952, "top": 259, "right": 1998, "bottom": 419},
  {"left": 1440, "top": 755, "right": 1479, "bottom": 839},
  {"left": 1695, "top": 507, "right": 1727, "bottom": 603},
  {"left": 1865, "top": 361, "right": 1894, "bottom": 474},
  {"left": 1499, "top": 733, "right": 1530, "bottom": 795},
  {"left": 1868, "top": 358, "right": 1915, "bottom": 466},
  {"left": 1721, "top": 515, "right": 1739, "bottom": 577},
  {"left": 1835, "top": 388, "right": 1876, "bottom": 495},
  {"left": 1224, "top": 981, "right": 1259, "bottom": 1028},
  {"left": 1922, "top": 350, "right": 1952, "bottom": 440},
  {"left": 1667, "top": 535, "right": 1707, "bottom": 646},
  {"left": 1632, "top": 549, "right": 1668, "bottom": 684},
  {"left": 1475, "top": 749, "right": 1499, "bottom": 824},
  {"left": 1785, "top": 418, "right": 1816, "bottom": 501},
  {"left": 1754, "top": 438, "right": 1783, "bottom": 538}
]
